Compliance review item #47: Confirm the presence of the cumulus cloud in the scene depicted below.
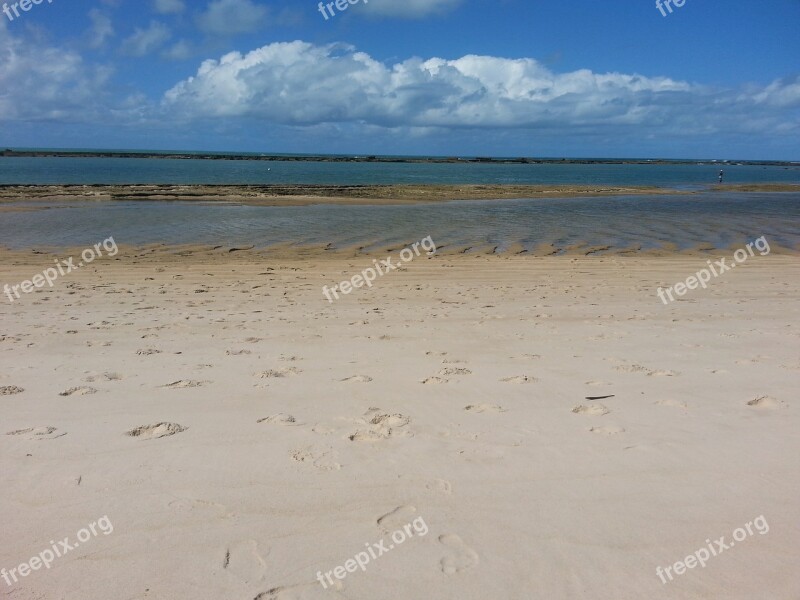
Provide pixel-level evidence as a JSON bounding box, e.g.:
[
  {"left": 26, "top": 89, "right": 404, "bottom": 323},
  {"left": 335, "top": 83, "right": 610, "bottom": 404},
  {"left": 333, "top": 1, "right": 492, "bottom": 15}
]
[
  {"left": 196, "top": 0, "right": 268, "bottom": 35},
  {"left": 160, "top": 41, "right": 800, "bottom": 143},
  {"left": 0, "top": 26, "right": 113, "bottom": 122},
  {"left": 159, "top": 45, "right": 627, "bottom": 120},
  {"left": 121, "top": 21, "right": 171, "bottom": 56},
  {"left": 360, "top": 0, "right": 464, "bottom": 18}
]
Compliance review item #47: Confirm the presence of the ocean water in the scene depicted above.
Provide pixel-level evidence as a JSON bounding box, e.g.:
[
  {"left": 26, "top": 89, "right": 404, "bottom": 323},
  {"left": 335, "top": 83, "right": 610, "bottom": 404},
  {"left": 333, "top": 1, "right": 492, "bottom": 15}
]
[
  {"left": 1, "top": 156, "right": 799, "bottom": 186},
  {"left": 1, "top": 192, "right": 798, "bottom": 252}
]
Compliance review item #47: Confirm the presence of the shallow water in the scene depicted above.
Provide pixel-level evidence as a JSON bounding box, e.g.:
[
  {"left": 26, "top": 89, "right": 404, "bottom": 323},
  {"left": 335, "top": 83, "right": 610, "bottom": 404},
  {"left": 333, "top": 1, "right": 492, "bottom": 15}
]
[
  {"left": 1, "top": 157, "right": 799, "bottom": 186},
  {"left": 1, "top": 192, "right": 798, "bottom": 252}
]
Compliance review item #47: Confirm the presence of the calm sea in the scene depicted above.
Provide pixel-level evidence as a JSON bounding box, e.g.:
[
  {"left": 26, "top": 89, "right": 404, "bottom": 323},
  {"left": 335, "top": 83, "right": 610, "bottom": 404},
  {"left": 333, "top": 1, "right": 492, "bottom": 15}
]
[
  {"left": 1, "top": 157, "right": 799, "bottom": 251},
  {"left": 1, "top": 156, "right": 799, "bottom": 186},
  {"left": 1, "top": 193, "right": 798, "bottom": 252}
]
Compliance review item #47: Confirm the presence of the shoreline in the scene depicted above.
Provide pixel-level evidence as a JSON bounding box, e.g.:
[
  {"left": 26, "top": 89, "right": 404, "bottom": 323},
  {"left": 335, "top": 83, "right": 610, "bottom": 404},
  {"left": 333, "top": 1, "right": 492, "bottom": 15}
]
[{"left": 1, "top": 183, "right": 799, "bottom": 207}]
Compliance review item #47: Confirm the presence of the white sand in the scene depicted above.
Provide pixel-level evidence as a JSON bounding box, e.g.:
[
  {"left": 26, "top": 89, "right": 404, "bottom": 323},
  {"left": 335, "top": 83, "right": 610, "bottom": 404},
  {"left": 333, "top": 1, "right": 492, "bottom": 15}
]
[{"left": 1, "top": 249, "right": 798, "bottom": 599}]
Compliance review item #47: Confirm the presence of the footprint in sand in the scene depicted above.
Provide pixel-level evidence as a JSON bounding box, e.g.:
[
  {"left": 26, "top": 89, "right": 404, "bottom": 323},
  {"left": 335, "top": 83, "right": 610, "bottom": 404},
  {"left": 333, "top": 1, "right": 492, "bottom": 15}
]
[
  {"left": 258, "top": 368, "right": 302, "bottom": 379},
  {"left": 0, "top": 386, "right": 24, "bottom": 395},
  {"left": 59, "top": 386, "right": 97, "bottom": 397},
  {"left": 572, "top": 404, "right": 610, "bottom": 416},
  {"left": 258, "top": 413, "right": 302, "bottom": 426},
  {"left": 161, "top": 380, "right": 208, "bottom": 389},
  {"left": 6, "top": 426, "right": 65, "bottom": 440},
  {"left": 340, "top": 375, "right": 373, "bottom": 383},
  {"left": 290, "top": 447, "right": 341, "bottom": 471},
  {"left": 439, "top": 534, "right": 479, "bottom": 575},
  {"left": 648, "top": 370, "right": 679, "bottom": 377},
  {"left": 279, "top": 355, "right": 303, "bottom": 362},
  {"left": 348, "top": 409, "right": 412, "bottom": 442},
  {"left": 746, "top": 396, "right": 787, "bottom": 410},
  {"left": 614, "top": 364, "right": 649, "bottom": 373},
  {"left": 614, "top": 364, "right": 678, "bottom": 377},
  {"left": 438, "top": 368, "right": 472, "bottom": 377},
  {"left": 226, "top": 349, "right": 252, "bottom": 356},
  {"left": 500, "top": 375, "right": 537, "bottom": 384},
  {"left": 589, "top": 425, "right": 626, "bottom": 435},
  {"left": 254, "top": 581, "right": 344, "bottom": 599},
  {"left": 464, "top": 404, "right": 506, "bottom": 414},
  {"left": 377, "top": 505, "right": 417, "bottom": 533},
  {"left": 126, "top": 422, "right": 187, "bottom": 440},
  {"left": 425, "top": 479, "right": 453, "bottom": 494},
  {"left": 223, "top": 540, "right": 269, "bottom": 583}
]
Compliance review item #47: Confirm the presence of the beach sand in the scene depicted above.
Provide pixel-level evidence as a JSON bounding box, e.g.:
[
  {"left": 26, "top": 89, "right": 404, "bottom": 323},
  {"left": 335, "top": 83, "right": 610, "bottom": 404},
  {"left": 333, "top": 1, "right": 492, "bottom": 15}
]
[{"left": 1, "top": 247, "right": 798, "bottom": 599}]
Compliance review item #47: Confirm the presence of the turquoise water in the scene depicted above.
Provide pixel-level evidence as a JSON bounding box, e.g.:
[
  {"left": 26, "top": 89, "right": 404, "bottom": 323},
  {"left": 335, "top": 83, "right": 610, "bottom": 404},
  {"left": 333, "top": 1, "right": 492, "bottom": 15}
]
[
  {"left": 2, "top": 192, "right": 798, "bottom": 252},
  {"left": 1, "top": 157, "right": 799, "bottom": 186},
  {"left": 2, "top": 158, "right": 798, "bottom": 251}
]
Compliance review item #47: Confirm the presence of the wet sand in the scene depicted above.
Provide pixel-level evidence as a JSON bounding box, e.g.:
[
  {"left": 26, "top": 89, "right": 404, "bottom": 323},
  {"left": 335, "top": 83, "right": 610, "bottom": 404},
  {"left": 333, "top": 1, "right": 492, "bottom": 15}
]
[{"left": 0, "top": 184, "right": 687, "bottom": 206}]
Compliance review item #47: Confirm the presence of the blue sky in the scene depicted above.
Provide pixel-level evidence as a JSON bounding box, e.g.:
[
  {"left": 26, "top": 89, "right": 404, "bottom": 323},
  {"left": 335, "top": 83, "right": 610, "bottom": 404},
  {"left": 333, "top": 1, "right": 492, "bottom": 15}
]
[{"left": 0, "top": 0, "right": 798, "bottom": 158}]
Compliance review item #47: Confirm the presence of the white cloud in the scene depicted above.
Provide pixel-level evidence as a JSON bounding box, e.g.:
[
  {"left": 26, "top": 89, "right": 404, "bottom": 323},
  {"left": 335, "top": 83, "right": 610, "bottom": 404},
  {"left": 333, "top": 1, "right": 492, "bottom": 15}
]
[
  {"left": 196, "top": 0, "right": 268, "bottom": 35},
  {"left": 161, "top": 41, "right": 799, "bottom": 141},
  {"left": 87, "top": 9, "right": 114, "bottom": 49},
  {"left": 120, "top": 21, "right": 171, "bottom": 56},
  {"left": 751, "top": 76, "right": 800, "bottom": 108},
  {"left": 2, "top": 25, "right": 796, "bottom": 155},
  {"left": 162, "top": 39, "right": 193, "bottom": 61},
  {"left": 161, "top": 42, "right": 687, "bottom": 127},
  {"left": 153, "top": 0, "right": 185, "bottom": 14},
  {"left": 0, "top": 27, "right": 113, "bottom": 122},
  {"left": 360, "top": 0, "right": 463, "bottom": 18}
]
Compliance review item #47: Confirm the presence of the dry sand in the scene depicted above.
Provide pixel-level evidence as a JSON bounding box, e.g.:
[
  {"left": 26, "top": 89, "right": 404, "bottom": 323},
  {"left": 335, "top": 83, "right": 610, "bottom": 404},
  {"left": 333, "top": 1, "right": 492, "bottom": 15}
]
[{"left": 1, "top": 247, "right": 798, "bottom": 599}]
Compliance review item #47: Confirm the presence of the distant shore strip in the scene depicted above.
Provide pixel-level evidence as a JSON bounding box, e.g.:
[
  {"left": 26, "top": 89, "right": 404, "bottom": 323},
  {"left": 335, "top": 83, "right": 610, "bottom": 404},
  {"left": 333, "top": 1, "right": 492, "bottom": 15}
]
[{"left": 2, "top": 149, "right": 799, "bottom": 167}]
